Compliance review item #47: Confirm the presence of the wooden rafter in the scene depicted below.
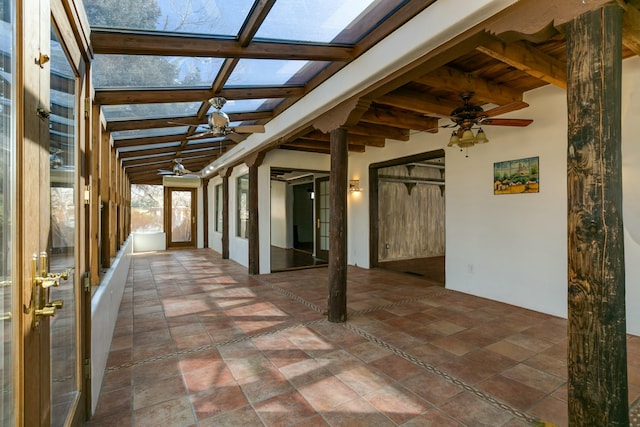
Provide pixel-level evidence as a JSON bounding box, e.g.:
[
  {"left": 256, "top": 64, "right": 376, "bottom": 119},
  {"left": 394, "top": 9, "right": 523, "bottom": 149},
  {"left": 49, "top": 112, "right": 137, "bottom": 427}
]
[
  {"left": 95, "top": 86, "right": 305, "bottom": 105},
  {"left": 476, "top": 38, "right": 567, "bottom": 89},
  {"left": 416, "top": 65, "right": 524, "bottom": 105},
  {"left": 91, "top": 29, "right": 354, "bottom": 61}
]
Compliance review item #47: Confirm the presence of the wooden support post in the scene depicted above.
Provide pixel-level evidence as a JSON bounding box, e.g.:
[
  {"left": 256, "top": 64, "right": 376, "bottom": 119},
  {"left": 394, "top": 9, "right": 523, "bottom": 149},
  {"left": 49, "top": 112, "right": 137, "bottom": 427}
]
[
  {"left": 566, "top": 5, "right": 628, "bottom": 426},
  {"left": 328, "top": 127, "right": 348, "bottom": 322},
  {"left": 221, "top": 168, "right": 231, "bottom": 259},
  {"left": 203, "top": 179, "right": 209, "bottom": 248},
  {"left": 246, "top": 152, "right": 265, "bottom": 275}
]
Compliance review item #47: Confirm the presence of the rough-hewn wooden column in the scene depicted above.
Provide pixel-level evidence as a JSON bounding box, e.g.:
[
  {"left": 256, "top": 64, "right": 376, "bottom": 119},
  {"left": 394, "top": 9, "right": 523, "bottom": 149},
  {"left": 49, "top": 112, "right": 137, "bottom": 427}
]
[
  {"left": 220, "top": 168, "right": 231, "bottom": 259},
  {"left": 313, "top": 97, "right": 371, "bottom": 323},
  {"left": 566, "top": 5, "right": 628, "bottom": 426},
  {"left": 246, "top": 152, "right": 265, "bottom": 275},
  {"left": 328, "top": 127, "right": 348, "bottom": 322}
]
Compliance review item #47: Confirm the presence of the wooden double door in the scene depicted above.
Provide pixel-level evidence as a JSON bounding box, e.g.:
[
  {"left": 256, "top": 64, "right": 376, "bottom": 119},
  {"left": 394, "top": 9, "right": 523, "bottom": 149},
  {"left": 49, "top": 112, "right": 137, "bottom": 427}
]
[{"left": 2, "top": 1, "right": 90, "bottom": 425}]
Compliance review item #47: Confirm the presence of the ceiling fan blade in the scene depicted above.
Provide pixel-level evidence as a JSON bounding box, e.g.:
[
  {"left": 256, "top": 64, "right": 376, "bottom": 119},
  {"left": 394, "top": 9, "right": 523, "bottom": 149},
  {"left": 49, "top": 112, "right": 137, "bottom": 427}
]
[
  {"left": 187, "top": 130, "right": 215, "bottom": 140},
  {"left": 484, "top": 102, "right": 529, "bottom": 117},
  {"left": 481, "top": 118, "right": 533, "bottom": 127},
  {"left": 227, "top": 132, "right": 246, "bottom": 143},
  {"left": 157, "top": 170, "right": 174, "bottom": 175},
  {"left": 232, "top": 124, "right": 265, "bottom": 134},
  {"left": 167, "top": 120, "right": 201, "bottom": 127}
]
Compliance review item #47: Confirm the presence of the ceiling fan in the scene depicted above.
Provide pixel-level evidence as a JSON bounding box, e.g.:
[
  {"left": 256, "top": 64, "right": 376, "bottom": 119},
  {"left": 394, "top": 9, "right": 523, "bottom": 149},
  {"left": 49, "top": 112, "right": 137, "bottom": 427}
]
[
  {"left": 444, "top": 93, "right": 533, "bottom": 149},
  {"left": 186, "top": 97, "right": 265, "bottom": 142},
  {"left": 157, "top": 159, "right": 198, "bottom": 177}
]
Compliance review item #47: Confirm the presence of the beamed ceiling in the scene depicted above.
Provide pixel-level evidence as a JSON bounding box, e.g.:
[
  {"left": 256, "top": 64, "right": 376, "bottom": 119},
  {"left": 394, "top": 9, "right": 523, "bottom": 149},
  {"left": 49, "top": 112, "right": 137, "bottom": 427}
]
[{"left": 86, "top": 0, "right": 640, "bottom": 185}]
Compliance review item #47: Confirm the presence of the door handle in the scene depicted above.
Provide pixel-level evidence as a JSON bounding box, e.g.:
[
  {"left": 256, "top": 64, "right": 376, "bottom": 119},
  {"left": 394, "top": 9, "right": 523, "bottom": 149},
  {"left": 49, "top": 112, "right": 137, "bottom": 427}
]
[
  {"left": 317, "top": 218, "right": 320, "bottom": 229},
  {"left": 30, "top": 252, "right": 70, "bottom": 328}
]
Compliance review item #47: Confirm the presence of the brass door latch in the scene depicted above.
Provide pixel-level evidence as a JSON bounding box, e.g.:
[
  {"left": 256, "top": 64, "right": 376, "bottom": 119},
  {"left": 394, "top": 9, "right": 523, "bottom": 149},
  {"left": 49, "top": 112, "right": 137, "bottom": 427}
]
[{"left": 29, "top": 252, "right": 70, "bottom": 328}]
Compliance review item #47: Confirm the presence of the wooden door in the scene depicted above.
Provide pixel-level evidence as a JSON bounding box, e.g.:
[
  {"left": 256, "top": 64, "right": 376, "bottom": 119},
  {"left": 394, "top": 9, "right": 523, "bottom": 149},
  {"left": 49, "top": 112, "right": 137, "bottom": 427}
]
[
  {"left": 315, "top": 177, "right": 330, "bottom": 261},
  {"left": 166, "top": 187, "right": 197, "bottom": 248},
  {"left": 20, "top": 10, "right": 86, "bottom": 425}
]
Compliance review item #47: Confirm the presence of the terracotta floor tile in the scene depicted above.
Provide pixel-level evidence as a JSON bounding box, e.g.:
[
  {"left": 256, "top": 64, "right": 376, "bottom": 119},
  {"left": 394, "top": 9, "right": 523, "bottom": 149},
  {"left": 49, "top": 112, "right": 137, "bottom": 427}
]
[
  {"left": 401, "top": 371, "right": 464, "bottom": 406},
  {"left": 368, "top": 354, "right": 424, "bottom": 381},
  {"left": 298, "top": 376, "right": 359, "bottom": 412},
  {"left": 253, "top": 390, "right": 317, "bottom": 426},
  {"left": 133, "top": 375, "right": 186, "bottom": 410},
  {"left": 529, "top": 395, "right": 568, "bottom": 427},
  {"left": 133, "top": 397, "right": 195, "bottom": 427},
  {"left": 237, "top": 367, "right": 294, "bottom": 403},
  {"left": 198, "top": 405, "right": 264, "bottom": 427},
  {"left": 321, "top": 397, "right": 395, "bottom": 427},
  {"left": 279, "top": 358, "right": 334, "bottom": 387},
  {"left": 401, "top": 408, "right": 465, "bottom": 427},
  {"left": 478, "top": 374, "right": 546, "bottom": 411},
  {"left": 364, "top": 383, "right": 432, "bottom": 425},
  {"left": 92, "top": 387, "right": 132, "bottom": 420},
  {"left": 182, "top": 361, "right": 236, "bottom": 393},
  {"left": 132, "top": 357, "right": 180, "bottom": 385},
  {"left": 90, "top": 250, "right": 640, "bottom": 427},
  {"left": 190, "top": 382, "right": 249, "bottom": 421},
  {"left": 502, "top": 364, "right": 565, "bottom": 394},
  {"left": 440, "top": 391, "right": 514, "bottom": 426}
]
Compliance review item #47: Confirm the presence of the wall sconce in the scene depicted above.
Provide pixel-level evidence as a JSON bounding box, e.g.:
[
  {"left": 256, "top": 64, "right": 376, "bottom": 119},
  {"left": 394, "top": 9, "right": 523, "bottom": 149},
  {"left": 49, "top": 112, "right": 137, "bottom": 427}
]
[{"left": 349, "top": 179, "right": 361, "bottom": 192}]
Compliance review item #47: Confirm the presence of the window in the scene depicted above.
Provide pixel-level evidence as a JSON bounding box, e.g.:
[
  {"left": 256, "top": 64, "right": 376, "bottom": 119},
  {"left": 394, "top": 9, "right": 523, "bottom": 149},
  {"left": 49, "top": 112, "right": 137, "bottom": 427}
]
[
  {"left": 130, "top": 184, "right": 163, "bottom": 232},
  {"left": 215, "top": 184, "right": 223, "bottom": 232},
  {"left": 237, "top": 175, "right": 248, "bottom": 238}
]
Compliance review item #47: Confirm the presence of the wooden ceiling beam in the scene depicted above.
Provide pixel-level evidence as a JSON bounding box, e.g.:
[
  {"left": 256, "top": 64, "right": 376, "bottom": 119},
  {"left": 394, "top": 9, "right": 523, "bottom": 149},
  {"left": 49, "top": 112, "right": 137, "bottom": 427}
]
[
  {"left": 376, "top": 88, "right": 460, "bottom": 118},
  {"left": 95, "top": 86, "right": 304, "bottom": 105},
  {"left": 286, "top": 139, "right": 366, "bottom": 153},
  {"left": 347, "top": 122, "right": 410, "bottom": 142},
  {"left": 361, "top": 106, "right": 439, "bottom": 133},
  {"left": 475, "top": 39, "right": 567, "bottom": 89},
  {"left": 300, "top": 130, "right": 386, "bottom": 147},
  {"left": 91, "top": 29, "right": 354, "bottom": 61},
  {"left": 106, "top": 112, "right": 272, "bottom": 132},
  {"left": 416, "top": 65, "right": 524, "bottom": 105},
  {"left": 623, "top": 4, "right": 640, "bottom": 56}
]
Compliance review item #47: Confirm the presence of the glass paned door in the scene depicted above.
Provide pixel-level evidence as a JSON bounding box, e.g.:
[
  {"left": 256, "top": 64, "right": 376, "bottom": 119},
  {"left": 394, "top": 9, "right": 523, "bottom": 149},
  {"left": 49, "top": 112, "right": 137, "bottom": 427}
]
[
  {"left": 315, "top": 177, "right": 329, "bottom": 261},
  {"left": 167, "top": 188, "right": 196, "bottom": 247},
  {"left": 0, "top": 0, "right": 14, "bottom": 423},
  {"left": 49, "top": 28, "right": 79, "bottom": 427}
]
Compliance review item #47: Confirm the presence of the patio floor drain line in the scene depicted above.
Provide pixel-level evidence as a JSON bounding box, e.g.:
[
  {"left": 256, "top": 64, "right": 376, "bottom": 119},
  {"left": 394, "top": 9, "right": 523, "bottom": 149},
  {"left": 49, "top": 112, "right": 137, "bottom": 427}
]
[{"left": 343, "top": 322, "right": 538, "bottom": 425}]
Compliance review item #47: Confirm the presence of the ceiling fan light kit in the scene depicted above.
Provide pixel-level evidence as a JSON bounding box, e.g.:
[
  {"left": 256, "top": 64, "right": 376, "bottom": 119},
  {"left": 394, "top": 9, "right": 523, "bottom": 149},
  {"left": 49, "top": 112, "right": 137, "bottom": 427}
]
[{"left": 445, "top": 93, "right": 530, "bottom": 151}]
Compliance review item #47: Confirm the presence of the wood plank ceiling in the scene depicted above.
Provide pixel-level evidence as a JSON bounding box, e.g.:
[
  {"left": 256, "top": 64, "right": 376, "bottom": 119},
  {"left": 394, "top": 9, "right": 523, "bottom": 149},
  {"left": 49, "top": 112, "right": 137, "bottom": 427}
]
[{"left": 90, "top": 0, "right": 640, "bottom": 185}]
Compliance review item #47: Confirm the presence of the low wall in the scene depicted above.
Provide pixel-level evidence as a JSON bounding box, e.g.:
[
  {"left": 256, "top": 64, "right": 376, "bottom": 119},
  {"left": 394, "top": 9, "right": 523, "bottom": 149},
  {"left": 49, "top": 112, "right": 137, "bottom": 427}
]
[
  {"left": 133, "top": 232, "right": 166, "bottom": 252},
  {"left": 90, "top": 236, "right": 133, "bottom": 414}
]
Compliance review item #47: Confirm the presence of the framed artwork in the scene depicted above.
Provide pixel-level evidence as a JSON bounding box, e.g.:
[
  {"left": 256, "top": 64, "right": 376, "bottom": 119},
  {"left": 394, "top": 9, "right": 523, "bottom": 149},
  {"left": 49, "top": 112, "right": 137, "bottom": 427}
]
[{"left": 493, "top": 156, "right": 539, "bottom": 195}]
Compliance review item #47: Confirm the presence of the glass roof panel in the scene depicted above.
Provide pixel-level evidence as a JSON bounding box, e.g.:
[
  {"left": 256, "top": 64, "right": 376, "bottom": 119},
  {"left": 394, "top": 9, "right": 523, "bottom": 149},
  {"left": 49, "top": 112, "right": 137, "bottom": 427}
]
[
  {"left": 112, "top": 126, "right": 189, "bottom": 140},
  {"left": 254, "top": 0, "right": 406, "bottom": 44},
  {"left": 207, "top": 98, "right": 283, "bottom": 114},
  {"left": 102, "top": 102, "right": 202, "bottom": 120},
  {"left": 118, "top": 142, "right": 181, "bottom": 153},
  {"left": 82, "top": 0, "right": 254, "bottom": 36},
  {"left": 226, "top": 59, "right": 327, "bottom": 87},
  {"left": 93, "top": 55, "right": 224, "bottom": 88}
]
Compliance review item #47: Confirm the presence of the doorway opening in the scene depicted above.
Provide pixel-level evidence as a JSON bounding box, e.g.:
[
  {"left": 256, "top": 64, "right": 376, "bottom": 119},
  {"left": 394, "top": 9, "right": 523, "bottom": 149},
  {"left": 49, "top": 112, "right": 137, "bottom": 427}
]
[
  {"left": 369, "top": 150, "right": 446, "bottom": 285},
  {"left": 270, "top": 168, "right": 329, "bottom": 272}
]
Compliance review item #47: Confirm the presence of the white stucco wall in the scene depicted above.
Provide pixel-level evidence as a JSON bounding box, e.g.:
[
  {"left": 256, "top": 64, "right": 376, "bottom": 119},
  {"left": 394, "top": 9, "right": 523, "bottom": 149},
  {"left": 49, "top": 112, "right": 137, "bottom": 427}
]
[
  {"left": 205, "top": 58, "right": 640, "bottom": 334},
  {"left": 271, "top": 180, "right": 287, "bottom": 248},
  {"left": 347, "top": 56, "right": 640, "bottom": 334}
]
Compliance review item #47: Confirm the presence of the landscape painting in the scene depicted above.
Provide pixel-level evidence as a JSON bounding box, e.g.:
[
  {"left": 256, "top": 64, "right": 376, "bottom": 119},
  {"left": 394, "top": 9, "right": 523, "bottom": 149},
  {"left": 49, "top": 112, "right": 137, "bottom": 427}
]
[{"left": 493, "top": 156, "right": 539, "bottom": 195}]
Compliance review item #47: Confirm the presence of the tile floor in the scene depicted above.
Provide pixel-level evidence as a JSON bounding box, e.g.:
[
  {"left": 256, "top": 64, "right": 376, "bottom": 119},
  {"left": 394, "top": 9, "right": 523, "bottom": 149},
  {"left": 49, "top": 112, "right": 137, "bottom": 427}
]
[{"left": 86, "top": 249, "right": 640, "bottom": 427}]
